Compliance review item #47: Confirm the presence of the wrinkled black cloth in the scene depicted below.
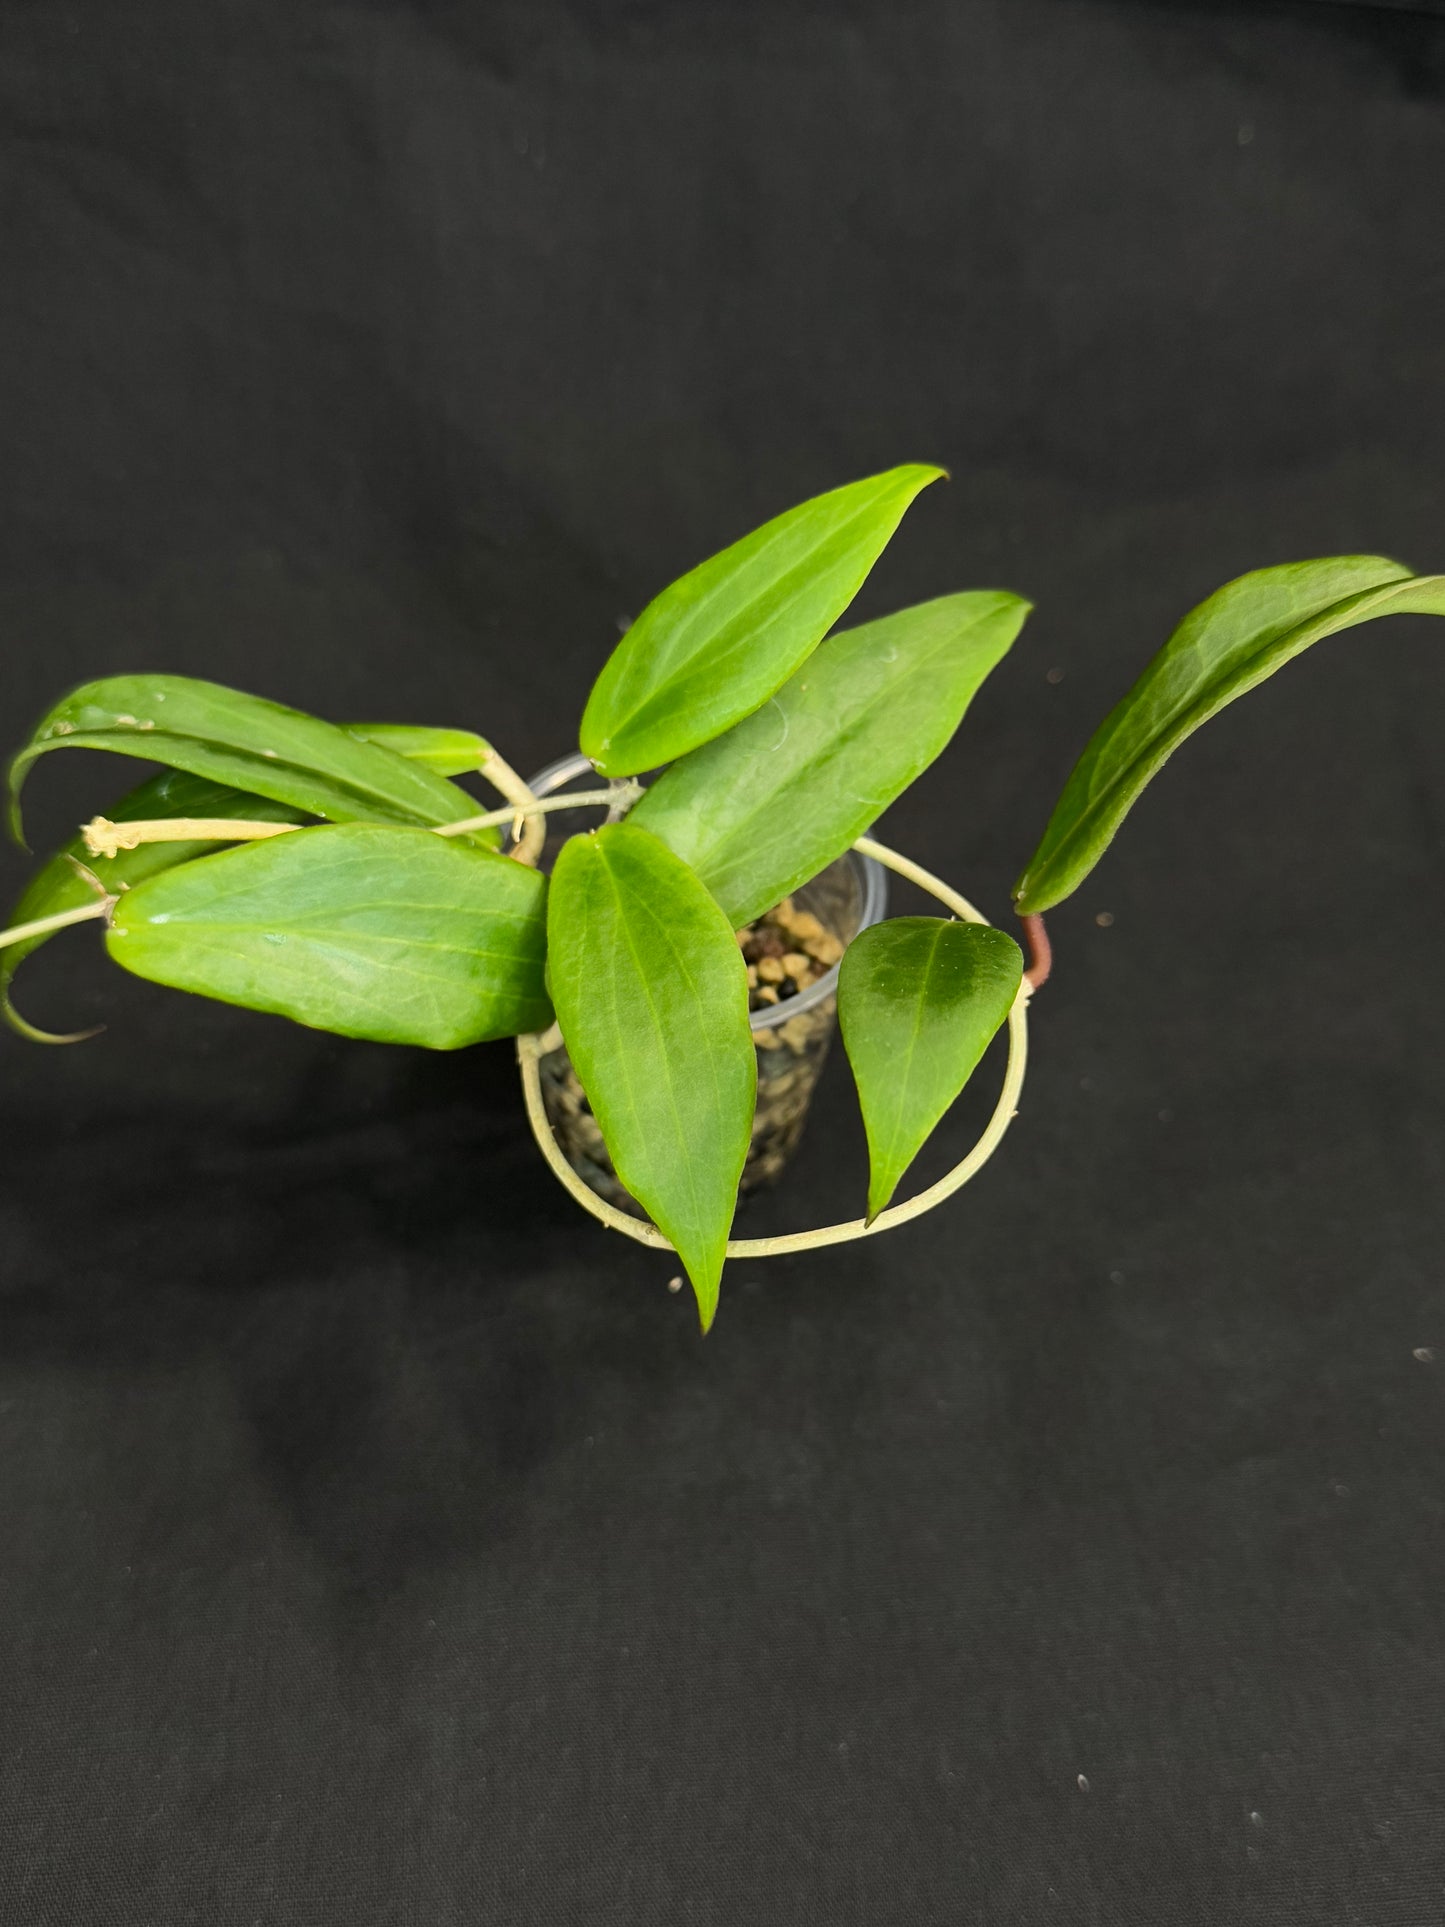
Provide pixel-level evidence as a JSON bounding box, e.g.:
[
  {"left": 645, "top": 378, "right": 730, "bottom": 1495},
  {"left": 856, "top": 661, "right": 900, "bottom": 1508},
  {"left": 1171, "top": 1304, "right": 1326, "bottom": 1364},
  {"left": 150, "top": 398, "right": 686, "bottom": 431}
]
[{"left": 2, "top": 2, "right": 1444, "bottom": 1921}]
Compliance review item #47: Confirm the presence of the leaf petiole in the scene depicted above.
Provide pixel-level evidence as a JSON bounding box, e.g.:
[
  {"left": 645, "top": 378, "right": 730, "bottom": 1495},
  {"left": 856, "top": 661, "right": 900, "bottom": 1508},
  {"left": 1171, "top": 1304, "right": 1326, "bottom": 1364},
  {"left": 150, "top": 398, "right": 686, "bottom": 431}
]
[
  {"left": 0, "top": 897, "right": 113, "bottom": 952},
  {"left": 1018, "top": 912, "right": 1052, "bottom": 990},
  {"left": 433, "top": 784, "right": 641, "bottom": 840},
  {"left": 77, "top": 784, "right": 643, "bottom": 863},
  {"left": 477, "top": 747, "right": 548, "bottom": 865}
]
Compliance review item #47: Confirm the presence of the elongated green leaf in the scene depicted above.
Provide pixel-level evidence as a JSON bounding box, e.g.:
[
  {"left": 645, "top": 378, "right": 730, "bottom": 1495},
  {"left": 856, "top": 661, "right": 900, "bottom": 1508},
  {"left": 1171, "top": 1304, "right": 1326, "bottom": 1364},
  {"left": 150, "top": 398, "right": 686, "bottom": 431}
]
[
  {"left": 106, "top": 824, "right": 551, "bottom": 1048},
  {"left": 1015, "top": 558, "right": 1445, "bottom": 915},
  {"left": 345, "top": 722, "right": 492, "bottom": 776},
  {"left": 633, "top": 592, "right": 1029, "bottom": 928},
  {"left": 579, "top": 464, "right": 946, "bottom": 777},
  {"left": 839, "top": 917, "right": 1022, "bottom": 1222},
  {"left": 545, "top": 822, "right": 755, "bottom": 1331},
  {"left": 9, "top": 675, "right": 494, "bottom": 847},
  {"left": 2, "top": 768, "right": 306, "bottom": 1041},
  {"left": 2, "top": 722, "right": 506, "bottom": 1041}
]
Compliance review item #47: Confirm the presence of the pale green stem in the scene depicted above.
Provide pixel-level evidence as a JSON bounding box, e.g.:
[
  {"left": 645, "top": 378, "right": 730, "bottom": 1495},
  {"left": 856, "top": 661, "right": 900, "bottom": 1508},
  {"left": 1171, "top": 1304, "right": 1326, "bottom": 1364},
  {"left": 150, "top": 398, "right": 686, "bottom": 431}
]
[
  {"left": 432, "top": 787, "right": 629, "bottom": 839},
  {"left": 478, "top": 748, "right": 547, "bottom": 866},
  {"left": 0, "top": 898, "right": 112, "bottom": 952},
  {"left": 604, "top": 778, "right": 638, "bottom": 824},
  {"left": 80, "top": 787, "right": 631, "bottom": 861}
]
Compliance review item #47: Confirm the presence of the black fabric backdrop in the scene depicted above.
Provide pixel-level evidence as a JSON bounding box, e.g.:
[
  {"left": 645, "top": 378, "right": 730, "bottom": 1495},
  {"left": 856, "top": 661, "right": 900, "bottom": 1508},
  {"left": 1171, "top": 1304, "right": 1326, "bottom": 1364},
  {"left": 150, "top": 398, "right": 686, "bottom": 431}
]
[{"left": 3, "top": 2, "right": 1445, "bottom": 1921}]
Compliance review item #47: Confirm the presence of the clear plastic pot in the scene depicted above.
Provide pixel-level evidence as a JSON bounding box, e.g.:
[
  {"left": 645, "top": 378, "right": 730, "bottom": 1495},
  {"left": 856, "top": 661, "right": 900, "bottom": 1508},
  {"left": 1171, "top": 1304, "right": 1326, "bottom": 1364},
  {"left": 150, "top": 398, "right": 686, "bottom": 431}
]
[{"left": 526, "top": 753, "right": 888, "bottom": 1215}]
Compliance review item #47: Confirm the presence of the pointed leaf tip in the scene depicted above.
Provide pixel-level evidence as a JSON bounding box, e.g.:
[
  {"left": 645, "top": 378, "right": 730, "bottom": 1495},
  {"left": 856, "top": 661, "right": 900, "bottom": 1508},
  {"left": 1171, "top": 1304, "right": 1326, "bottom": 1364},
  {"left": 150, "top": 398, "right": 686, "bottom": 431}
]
[
  {"left": 633, "top": 590, "right": 1029, "bottom": 928},
  {"left": 579, "top": 464, "right": 946, "bottom": 776},
  {"left": 839, "top": 918, "right": 1022, "bottom": 1221},
  {"left": 344, "top": 722, "right": 494, "bottom": 777},
  {"left": 1015, "top": 557, "right": 1445, "bottom": 914},
  {"left": 545, "top": 822, "right": 755, "bottom": 1324}
]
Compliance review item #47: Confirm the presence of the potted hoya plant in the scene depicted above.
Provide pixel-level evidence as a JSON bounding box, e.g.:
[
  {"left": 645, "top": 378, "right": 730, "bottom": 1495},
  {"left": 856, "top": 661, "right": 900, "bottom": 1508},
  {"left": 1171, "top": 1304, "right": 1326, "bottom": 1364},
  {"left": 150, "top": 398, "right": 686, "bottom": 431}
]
[{"left": 3, "top": 465, "right": 1441, "bottom": 1329}]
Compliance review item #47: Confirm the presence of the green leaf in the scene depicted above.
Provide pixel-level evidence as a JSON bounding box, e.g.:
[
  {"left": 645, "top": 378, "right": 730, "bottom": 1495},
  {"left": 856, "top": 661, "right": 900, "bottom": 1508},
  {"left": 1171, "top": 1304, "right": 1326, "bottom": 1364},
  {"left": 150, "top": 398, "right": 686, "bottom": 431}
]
[
  {"left": 2, "top": 712, "right": 506, "bottom": 1040},
  {"left": 106, "top": 823, "right": 552, "bottom": 1048},
  {"left": 632, "top": 592, "right": 1029, "bottom": 929},
  {"left": 839, "top": 917, "right": 1023, "bottom": 1222},
  {"left": 2, "top": 768, "right": 306, "bottom": 1042},
  {"left": 345, "top": 722, "right": 492, "bottom": 776},
  {"left": 578, "top": 464, "right": 946, "bottom": 777},
  {"left": 1015, "top": 557, "right": 1445, "bottom": 915},
  {"left": 9, "top": 675, "right": 495, "bottom": 847},
  {"left": 545, "top": 822, "right": 756, "bottom": 1331}
]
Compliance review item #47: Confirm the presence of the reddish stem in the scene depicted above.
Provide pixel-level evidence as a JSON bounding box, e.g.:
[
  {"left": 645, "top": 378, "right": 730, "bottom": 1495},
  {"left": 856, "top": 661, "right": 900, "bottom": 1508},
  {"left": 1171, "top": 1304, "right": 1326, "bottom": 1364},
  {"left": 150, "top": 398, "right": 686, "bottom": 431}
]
[{"left": 1019, "top": 912, "right": 1052, "bottom": 991}]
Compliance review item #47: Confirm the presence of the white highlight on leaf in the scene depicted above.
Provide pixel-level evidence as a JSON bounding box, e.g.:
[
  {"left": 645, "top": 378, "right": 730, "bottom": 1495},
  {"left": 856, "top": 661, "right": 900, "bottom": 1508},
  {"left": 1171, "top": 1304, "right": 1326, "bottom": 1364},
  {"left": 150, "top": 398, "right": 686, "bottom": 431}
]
[{"left": 761, "top": 698, "right": 790, "bottom": 752}]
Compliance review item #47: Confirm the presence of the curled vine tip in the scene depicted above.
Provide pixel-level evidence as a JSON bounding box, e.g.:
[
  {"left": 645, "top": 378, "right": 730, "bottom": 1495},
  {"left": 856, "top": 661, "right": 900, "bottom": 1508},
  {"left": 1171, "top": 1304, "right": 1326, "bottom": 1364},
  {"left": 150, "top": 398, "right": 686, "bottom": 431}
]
[{"left": 2, "top": 989, "right": 104, "bottom": 1046}]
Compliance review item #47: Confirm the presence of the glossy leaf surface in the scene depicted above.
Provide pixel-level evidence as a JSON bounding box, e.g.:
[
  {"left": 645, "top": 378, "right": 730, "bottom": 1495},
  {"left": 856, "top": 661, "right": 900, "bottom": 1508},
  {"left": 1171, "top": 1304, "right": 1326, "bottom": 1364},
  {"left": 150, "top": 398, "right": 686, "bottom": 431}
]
[
  {"left": 1015, "top": 558, "right": 1445, "bottom": 914},
  {"left": 633, "top": 591, "right": 1029, "bottom": 928},
  {"left": 10, "top": 675, "right": 493, "bottom": 846},
  {"left": 107, "top": 824, "right": 551, "bottom": 1048},
  {"left": 839, "top": 917, "right": 1022, "bottom": 1222},
  {"left": 545, "top": 823, "right": 755, "bottom": 1331},
  {"left": 2, "top": 769, "right": 304, "bottom": 1041},
  {"left": 579, "top": 464, "right": 945, "bottom": 777}
]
